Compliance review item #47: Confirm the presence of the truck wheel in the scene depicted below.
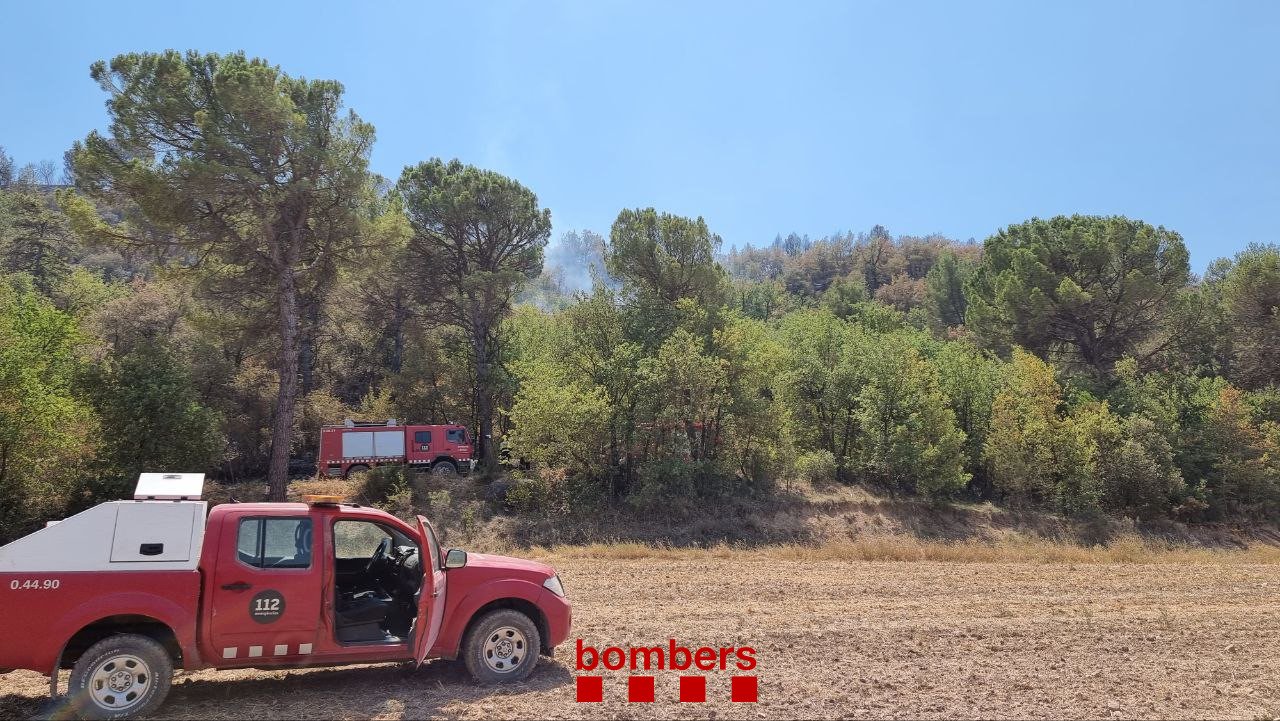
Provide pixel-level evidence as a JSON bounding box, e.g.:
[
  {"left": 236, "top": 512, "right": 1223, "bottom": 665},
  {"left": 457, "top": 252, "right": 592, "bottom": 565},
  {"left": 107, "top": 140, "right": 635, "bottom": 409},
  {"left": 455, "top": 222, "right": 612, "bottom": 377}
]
[
  {"left": 462, "top": 609, "right": 540, "bottom": 684},
  {"left": 432, "top": 461, "right": 458, "bottom": 479},
  {"left": 346, "top": 464, "right": 370, "bottom": 478},
  {"left": 67, "top": 633, "right": 173, "bottom": 720}
]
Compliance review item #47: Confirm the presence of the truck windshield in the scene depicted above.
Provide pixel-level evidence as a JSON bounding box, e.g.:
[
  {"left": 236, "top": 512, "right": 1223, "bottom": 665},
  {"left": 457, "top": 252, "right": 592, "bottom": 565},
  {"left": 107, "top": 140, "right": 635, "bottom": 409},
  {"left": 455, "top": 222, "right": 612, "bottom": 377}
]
[{"left": 238, "top": 518, "right": 312, "bottom": 569}]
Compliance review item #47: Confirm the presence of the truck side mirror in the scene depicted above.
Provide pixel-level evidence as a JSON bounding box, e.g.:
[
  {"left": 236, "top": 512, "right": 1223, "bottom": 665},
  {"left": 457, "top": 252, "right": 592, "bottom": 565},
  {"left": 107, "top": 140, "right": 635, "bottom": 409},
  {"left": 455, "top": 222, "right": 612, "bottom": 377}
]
[{"left": 444, "top": 548, "right": 468, "bottom": 569}]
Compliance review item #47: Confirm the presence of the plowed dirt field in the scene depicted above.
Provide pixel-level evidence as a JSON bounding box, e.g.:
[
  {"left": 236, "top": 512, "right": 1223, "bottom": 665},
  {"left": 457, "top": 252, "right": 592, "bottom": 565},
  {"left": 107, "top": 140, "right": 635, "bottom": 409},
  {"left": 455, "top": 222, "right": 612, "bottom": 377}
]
[{"left": 3, "top": 550, "right": 1277, "bottom": 719}]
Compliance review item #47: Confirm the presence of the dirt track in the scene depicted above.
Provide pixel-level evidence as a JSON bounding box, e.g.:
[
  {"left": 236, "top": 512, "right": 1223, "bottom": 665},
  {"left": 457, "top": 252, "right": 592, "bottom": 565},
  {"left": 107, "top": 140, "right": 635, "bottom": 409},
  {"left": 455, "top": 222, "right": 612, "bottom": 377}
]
[{"left": 2, "top": 553, "right": 1278, "bottom": 719}]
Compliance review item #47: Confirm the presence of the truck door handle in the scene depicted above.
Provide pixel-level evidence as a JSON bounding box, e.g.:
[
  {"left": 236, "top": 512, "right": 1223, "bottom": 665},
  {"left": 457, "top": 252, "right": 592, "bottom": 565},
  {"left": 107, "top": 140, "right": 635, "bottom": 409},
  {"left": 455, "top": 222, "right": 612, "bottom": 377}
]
[{"left": 222, "top": 582, "right": 252, "bottom": 591}]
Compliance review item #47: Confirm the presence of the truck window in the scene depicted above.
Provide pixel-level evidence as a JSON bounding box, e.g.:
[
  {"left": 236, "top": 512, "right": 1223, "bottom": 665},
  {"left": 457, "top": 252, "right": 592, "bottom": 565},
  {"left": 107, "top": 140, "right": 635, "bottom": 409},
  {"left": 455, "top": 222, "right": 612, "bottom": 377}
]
[
  {"left": 333, "top": 520, "right": 393, "bottom": 559},
  {"left": 237, "top": 518, "right": 312, "bottom": 569},
  {"left": 446, "top": 428, "right": 465, "bottom": 443},
  {"left": 414, "top": 430, "right": 431, "bottom": 444}
]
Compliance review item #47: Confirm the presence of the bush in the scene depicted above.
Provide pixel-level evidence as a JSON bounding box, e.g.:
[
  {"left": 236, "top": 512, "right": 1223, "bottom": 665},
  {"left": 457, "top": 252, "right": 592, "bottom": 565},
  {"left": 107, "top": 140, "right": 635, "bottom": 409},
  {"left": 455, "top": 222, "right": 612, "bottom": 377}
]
[
  {"left": 794, "top": 450, "right": 838, "bottom": 489},
  {"left": 505, "top": 469, "right": 570, "bottom": 517},
  {"left": 356, "top": 465, "right": 409, "bottom": 506}
]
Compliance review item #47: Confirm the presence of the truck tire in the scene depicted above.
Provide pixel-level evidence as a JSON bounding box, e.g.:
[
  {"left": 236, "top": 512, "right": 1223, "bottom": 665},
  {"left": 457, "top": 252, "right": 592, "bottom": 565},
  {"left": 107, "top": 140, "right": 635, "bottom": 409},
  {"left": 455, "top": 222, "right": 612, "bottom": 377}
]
[
  {"left": 67, "top": 633, "right": 173, "bottom": 720},
  {"left": 345, "top": 464, "right": 370, "bottom": 478},
  {"left": 462, "top": 609, "right": 540, "bottom": 684},
  {"left": 431, "top": 461, "right": 458, "bottom": 479}
]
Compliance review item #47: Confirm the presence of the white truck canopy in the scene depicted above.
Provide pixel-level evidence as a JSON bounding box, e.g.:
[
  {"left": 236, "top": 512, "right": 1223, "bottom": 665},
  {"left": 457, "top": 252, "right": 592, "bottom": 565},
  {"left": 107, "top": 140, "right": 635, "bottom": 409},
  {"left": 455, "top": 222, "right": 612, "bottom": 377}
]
[{"left": 0, "top": 473, "right": 208, "bottom": 572}]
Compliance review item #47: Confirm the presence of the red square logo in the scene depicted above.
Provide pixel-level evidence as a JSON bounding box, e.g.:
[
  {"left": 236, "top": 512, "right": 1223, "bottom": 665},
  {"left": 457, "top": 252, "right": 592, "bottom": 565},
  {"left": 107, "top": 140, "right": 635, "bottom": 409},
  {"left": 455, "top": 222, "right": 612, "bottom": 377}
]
[
  {"left": 628, "top": 675, "right": 655, "bottom": 702},
  {"left": 731, "top": 675, "right": 758, "bottom": 703},
  {"left": 679, "top": 675, "right": 706, "bottom": 702},
  {"left": 576, "top": 676, "right": 603, "bottom": 702}
]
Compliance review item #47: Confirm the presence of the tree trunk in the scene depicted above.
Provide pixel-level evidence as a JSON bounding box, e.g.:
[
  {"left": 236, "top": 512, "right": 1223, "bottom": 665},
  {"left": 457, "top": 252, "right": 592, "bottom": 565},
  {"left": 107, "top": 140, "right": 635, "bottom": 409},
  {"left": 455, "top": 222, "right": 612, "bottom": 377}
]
[
  {"left": 298, "top": 294, "right": 320, "bottom": 396},
  {"left": 389, "top": 294, "right": 407, "bottom": 374},
  {"left": 473, "top": 325, "right": 498, "bottom": 475},
  {"left": 267, "top": 261, "right": 301, "bottom": 502}
]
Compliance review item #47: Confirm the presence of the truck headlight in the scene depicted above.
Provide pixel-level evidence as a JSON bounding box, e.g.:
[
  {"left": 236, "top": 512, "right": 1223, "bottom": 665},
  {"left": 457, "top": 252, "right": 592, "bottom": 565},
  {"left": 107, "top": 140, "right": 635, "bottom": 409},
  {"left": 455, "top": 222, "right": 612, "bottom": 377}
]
[{"left": 543, "top": 574, "right": 566, "bottom": 598}]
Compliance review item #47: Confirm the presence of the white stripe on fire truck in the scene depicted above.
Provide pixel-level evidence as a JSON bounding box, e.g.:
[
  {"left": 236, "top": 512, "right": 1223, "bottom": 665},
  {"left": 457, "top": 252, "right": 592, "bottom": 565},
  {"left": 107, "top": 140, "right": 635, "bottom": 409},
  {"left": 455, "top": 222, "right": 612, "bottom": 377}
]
[{"left": 221, "top": 644, "right": 314, "bottom": 659}]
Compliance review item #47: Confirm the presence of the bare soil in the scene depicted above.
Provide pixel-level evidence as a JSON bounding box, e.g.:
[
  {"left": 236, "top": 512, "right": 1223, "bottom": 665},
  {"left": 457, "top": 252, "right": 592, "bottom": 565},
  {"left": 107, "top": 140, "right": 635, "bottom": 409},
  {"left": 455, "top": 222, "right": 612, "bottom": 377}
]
[{"left": 3, "top": 549, "right": 1278, "bottom": 720}]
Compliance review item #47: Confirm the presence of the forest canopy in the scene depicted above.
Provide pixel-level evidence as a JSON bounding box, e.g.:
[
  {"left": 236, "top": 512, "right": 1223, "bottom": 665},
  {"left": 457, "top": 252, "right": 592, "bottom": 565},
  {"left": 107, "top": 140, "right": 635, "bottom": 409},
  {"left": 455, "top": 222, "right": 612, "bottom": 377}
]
[{"left": 2, "top": 50, "right": 1279, "bottom": 542}]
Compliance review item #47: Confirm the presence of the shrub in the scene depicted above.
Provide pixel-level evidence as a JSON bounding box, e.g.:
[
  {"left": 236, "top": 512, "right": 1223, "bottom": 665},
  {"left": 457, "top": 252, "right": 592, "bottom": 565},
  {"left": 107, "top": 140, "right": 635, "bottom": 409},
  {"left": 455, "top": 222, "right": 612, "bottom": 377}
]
[
  {"left": 794, "top": 450, "right": 838, "bottom": 489},
  {"left": 356, "top": 465, "right": 409, "bottom": 506}
]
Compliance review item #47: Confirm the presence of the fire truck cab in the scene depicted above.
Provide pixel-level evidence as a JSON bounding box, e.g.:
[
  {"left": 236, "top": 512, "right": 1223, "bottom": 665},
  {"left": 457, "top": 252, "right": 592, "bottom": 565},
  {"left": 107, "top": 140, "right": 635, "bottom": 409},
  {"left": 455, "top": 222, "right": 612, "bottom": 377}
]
[
  {"left": 0, "top": 474, "right": 571, "bottom": 719},
  {"left": 318, "top": 419, "right": 477, "bottom": 479}
]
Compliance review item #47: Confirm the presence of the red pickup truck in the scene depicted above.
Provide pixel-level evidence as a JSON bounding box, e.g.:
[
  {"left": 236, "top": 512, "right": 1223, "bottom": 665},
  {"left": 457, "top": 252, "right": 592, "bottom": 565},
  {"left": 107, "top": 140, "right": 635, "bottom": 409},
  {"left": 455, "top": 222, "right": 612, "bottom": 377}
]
[{"left": 0, "top": 474, "right": 571, "bottom": 719}]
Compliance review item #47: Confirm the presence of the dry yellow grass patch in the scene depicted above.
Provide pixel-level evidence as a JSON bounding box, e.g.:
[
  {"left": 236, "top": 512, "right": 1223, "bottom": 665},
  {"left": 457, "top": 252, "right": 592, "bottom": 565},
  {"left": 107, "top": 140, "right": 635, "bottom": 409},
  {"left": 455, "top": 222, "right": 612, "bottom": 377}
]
[{"left": 529, "top": 534, "right": 1280, "bottom": 565}]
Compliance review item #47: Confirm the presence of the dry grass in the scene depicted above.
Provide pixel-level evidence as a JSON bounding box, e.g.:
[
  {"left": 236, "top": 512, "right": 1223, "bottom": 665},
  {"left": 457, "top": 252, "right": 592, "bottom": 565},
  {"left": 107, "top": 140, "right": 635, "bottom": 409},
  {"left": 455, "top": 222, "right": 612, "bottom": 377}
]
[
  {"left": 287, "top": 477, "right": 362, "bottom": 500},
  {"left": 526, "top": 534, "right": 1280, "bottom": 565}
]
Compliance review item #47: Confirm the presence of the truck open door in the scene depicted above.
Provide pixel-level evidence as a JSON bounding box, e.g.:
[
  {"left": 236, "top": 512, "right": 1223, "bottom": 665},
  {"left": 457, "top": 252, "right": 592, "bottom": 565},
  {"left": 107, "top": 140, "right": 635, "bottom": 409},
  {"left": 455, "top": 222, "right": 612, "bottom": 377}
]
[{"left": 413, "top": 515, "right": 447, "bottom": 668}]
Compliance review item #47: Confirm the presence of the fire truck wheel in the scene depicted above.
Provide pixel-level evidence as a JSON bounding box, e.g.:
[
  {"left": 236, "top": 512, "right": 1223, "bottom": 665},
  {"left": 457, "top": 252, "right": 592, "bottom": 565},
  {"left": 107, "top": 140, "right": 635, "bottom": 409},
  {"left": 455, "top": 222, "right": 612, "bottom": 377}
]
[
  {"left": 431, "top": 461, "right": 458, "bottom": 479},
  {"left": 462, "top": 609, "right": 540, "bottom": 684},
  {"left": 67, "top": 633, "right": 173, "bottom": 720},
  {"left": 346, "top": 464, "right": 370, "bottom": 478}
]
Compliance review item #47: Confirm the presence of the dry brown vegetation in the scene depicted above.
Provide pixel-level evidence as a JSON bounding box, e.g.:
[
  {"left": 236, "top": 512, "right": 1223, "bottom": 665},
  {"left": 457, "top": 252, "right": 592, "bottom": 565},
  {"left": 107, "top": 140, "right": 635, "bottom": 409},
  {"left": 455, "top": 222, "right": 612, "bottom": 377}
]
[{"left": 4, "top": 538, "right": 1280, "bottom": 720}]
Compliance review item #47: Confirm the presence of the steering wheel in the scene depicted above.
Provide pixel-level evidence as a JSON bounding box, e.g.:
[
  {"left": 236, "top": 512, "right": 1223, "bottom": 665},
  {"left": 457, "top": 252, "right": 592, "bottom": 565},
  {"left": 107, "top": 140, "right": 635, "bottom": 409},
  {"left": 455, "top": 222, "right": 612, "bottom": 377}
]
[
  {"left": 294, "top": 522, "right": 312, "bottom": 559},
  {"left": 366, "top": 537, "right": 391, "bottom": 574}
]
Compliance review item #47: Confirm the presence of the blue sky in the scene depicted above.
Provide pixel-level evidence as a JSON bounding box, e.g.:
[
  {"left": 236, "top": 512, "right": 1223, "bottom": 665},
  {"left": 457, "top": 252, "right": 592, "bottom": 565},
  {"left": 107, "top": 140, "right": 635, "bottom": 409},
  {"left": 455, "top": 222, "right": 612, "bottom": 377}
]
[{"left": 2, "top": 1, "right": 1277, "bottom": 271}]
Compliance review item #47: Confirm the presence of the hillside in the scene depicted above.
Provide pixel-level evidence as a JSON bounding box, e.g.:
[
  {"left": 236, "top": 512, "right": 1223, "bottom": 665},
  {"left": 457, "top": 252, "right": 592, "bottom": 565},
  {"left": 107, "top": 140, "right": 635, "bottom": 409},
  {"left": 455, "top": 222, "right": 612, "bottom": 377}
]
[{"left": 213, "top": 472, "right": 1280, "bottom": 557}]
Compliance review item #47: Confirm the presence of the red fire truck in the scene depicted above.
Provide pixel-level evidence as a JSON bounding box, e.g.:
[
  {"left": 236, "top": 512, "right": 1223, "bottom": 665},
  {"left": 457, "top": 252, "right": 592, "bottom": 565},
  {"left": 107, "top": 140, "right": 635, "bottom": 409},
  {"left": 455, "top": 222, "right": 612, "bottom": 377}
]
[
  {"left": 318, "top": 419, "right": 476, "bottom": 479},
  {"left": 0, "top": 474, "right": 571, "bottom": 719}
]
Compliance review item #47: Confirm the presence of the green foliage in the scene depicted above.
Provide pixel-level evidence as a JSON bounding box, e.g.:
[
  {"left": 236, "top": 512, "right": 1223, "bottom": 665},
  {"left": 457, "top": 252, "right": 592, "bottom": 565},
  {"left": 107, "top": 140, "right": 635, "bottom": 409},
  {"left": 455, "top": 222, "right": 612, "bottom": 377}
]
[
  {"left": 793, "top": 450, "right": 837, "bottom": 488},
  {"left": 852, "top": 333, "right": 969, "bottom": 499},
  {"left": 933, "top": 341, "right": 1001, "bottom": 489},
  {"left": 966, "top": 215, "right": 1190, "bottom": 379},
  {"left": 72, "top": 49, "right": 375, "bottom": 500},
  {"left": 82, "top": 343, "right": 222, "bottom": 499},
  {"left": 397, "top": 158, "right": 552, "bottom": 472},
  {"left": 0, "top": 279, "right": 96, "bottom": 540},
  {"left": 925, "top": 250, "right": 970, "bottom": 330},
  {"left": 820, "top": 275, "right": 869, "bottom": 319},
  {"left": 984, "top": 350, "right": 1099, "bottom": 514},
  {"left": 1077, "top": 408, "right": 1184, "bottom": 519},
  {"left": 1217, "top": 244, "right": 1280, "bottom": 389},
  {"left": 606, "top": 208, "right": 726, "bottom": 307},
  {"left": 1198, "top": 386, "right": 1280, "bottom": 519},
  {"left": 0, "top": 190, "right": 76, "bottom": 295},
  {"left": 5, "top": 57, "right": 1280, "bottom": 534},
  {"left": 777, "top": 309, "right": 860, "bottom": 473},
  {"left": 508, "top": 360, "right": 612, "bottom": 473}
]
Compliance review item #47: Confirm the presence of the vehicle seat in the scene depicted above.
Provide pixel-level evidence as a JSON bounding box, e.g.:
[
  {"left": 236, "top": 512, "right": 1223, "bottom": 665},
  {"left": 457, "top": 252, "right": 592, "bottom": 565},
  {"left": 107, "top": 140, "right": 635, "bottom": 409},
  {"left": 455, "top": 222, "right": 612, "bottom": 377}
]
[{"left": 335, "top": 590, "right": 393, "bottom": 641}]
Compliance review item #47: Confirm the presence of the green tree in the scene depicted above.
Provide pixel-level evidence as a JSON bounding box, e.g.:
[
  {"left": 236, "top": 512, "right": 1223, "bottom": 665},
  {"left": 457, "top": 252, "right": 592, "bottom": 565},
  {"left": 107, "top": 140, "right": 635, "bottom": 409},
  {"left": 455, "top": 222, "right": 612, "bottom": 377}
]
[
  {"left": 1217, "top": 244, "right": 1280, "bottom": 389},
  {"left": 606, "top": 208, "right": 725, "bottom": 310},
  {"left": 966, "top": 215, "right": 1191, "bottom": 379},
  {"left": 924, "top": 250, "right": 970, "bottom": 329},
  {"left": 820, "top": 275, "right": 869, "bottom": 320},
  {"left": 0, "top": 278, "right": 97, "bottom": 541},
  {"left": 0, "top": 145, "right": 13, "bottom": 188},
  {"left": 70, "top": 50, "right": 374, "bottom": 499},
  {"left": 933, "top": 341, "right": 1001, "bottom": 493},
  {"left": 0, "top": 190, "right": 76, "bottom": 295},
  {"left": 1073, "top": 403, "right": 1183, "bottom": 519},
  {"left": 1200, "top": 386, "right": 1280, "bottom": 519},
  {"left": 777, "top": 309, "right": 862, "bottom": 478},
  {"left": 84, "top": 343, "right": 223, "bottom": 498},
  {"left": 984, "top": 349, "right": 1099, "bottom": 513},
  {"left": 854, "top": 333, "right": 969, "bottom": 499},
  {"left": 507, "top": 310, "right": 613, "bottom": 477},
  {"left": 397, "top": 158, "right": 552, "bottom": 472}
]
